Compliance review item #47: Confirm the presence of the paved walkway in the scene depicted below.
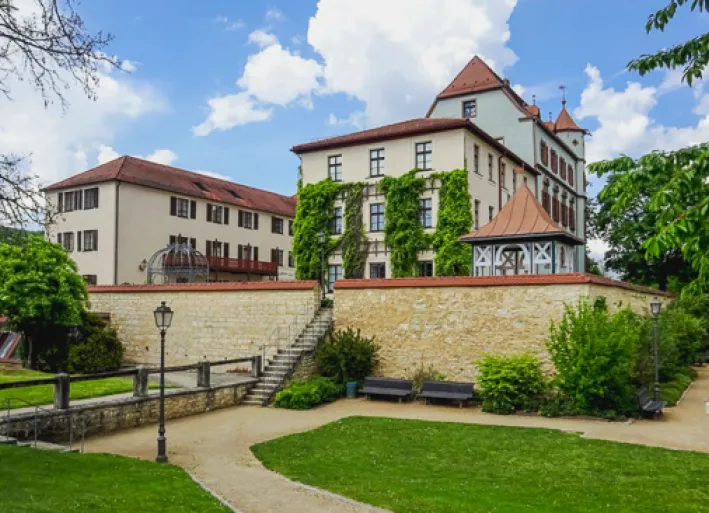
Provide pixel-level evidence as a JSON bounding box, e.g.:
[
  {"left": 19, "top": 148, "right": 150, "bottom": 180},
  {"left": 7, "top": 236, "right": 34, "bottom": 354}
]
[{"left": 84, "top": 366, "right": 709, "bottom": 513}]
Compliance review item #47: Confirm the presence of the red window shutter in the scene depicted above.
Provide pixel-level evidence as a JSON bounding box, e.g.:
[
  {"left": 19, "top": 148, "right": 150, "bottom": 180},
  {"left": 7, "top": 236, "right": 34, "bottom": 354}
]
[
  {"left": 170, "top": 197, "right": 177, "bottom": 216},
  {"left": 224, "top": 207, "right": 229, "bottom": 225},
  {"left": 190, "top": 200, "right": 197, "bottom": 219},
  {"left": 207, "top": 204, "right": 213, "bottom": 222},
  {"left": 254, "top": 213, "right": 259, "bottom": 230}
]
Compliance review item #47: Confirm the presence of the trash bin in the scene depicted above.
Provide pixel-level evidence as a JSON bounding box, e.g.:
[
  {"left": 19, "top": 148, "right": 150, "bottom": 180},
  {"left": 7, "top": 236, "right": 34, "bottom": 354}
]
[{"left": 346, "top": 381, "right": 358, "bottom": 399}]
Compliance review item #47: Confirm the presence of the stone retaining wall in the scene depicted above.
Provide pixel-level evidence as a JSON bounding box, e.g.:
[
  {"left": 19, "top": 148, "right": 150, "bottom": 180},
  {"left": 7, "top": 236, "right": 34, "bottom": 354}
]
[
  {"left": 334, "top": 273, "right": 669, "bottom": 382},
  {"left": 89, "top": 281, "right": 320, "bottom": 366}
]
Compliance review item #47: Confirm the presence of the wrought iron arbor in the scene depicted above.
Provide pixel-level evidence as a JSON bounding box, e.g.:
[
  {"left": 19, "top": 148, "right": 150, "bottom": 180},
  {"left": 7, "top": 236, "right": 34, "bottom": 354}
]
[{"left": 146, "top": 239, "right": 210, "bottom": 284}]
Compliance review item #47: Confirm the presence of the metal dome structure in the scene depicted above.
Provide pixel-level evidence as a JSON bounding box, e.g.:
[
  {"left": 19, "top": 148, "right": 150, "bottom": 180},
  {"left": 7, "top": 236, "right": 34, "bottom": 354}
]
[{"left": 146, "top": 238, "right": 210, "bottom": 284}]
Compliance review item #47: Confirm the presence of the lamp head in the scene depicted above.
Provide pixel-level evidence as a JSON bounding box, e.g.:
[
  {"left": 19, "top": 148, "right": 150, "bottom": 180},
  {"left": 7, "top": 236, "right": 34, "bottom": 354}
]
[
  {"left": 649, "top": 297, "right": 662, "bottom": 318},
  {"left": 154, "top": 301, "right": 174, "bottom": 331}
]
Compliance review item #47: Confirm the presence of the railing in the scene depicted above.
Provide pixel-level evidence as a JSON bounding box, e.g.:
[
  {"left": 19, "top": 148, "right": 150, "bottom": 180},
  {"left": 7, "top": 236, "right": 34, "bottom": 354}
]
[
  {"left": 260, "top": 303, "right": 316, "bottom": 366},
  {"left": 206, "top": 256, "right": 278, "bottom": 275}
]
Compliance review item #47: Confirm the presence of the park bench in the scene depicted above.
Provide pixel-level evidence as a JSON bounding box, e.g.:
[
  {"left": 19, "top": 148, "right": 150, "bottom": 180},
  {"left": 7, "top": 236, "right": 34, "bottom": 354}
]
[
  {"left": 418, "top": 381, "right": 474, "bottom": 408},
  {"left": 636, "top": 387, "right": 667, "bottom": 418},
  {"left": 361, "top": 377, "right": 413, "bottom": 403}
]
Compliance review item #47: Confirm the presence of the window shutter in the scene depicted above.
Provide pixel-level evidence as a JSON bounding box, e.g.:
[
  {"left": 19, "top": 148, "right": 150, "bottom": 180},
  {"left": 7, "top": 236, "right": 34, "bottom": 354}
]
[
  {"left": 76, "top": 191, "right": 83, "bottom": 210},
  {"left": 271, "top": 248, "right": 277, "bottom": 264},
  {"left": 58, "top": 193, "right": 64, "bottom": 213},
  {"left": 190, "top": 238, "right": 196, "bottom": 248},
  {"left": 254, "top": 246, "right": 259, "bottom": 261},
  {"left": 237, "top": 244, "right": 243, "bottom": 259},
  {"left": 190, "top": 200, "right": 197, "bottom": 219},
  {"left": 238, "top": 210, "right": 244, "bottom": 227},
  {"left": 254, "top": 213, "right": 259, "bottom": 230},
  {"left": 224, "top": 207, "right": 229, "bottom": 225},
  {"left": 206, "top": 240, "right": 212, "bottom": 257},
  {"left": 207, "top": 204, "right": 213, "bottom": 222},
  {"left": 223, "top": 243, "right": 230, "bottom": 259},
  {"left": 77, "top": 231, "right": 82, "bottom": 251},
  {"left": 95, "top": 188, "right": 99, "bottom": 208},
  {"left": 169, "top": 235, "right": 176, "bottom": 245},
  {"left": 170, "top": 197, "right": 177, "bottom": 216},
  {"left": 94, "top": 231, "right": 98, "bottom": 251},
  {"left": 57, "top": 233, "right": 62, "bottom": 245}
]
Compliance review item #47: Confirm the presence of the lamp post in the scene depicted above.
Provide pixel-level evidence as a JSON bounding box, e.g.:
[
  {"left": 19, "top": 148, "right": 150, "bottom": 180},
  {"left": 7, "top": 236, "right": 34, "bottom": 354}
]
[
  {"left": 317, "top": 231, "right": 326, "bottom": 299},
  {"left": 153, "top": 301, "right": 173, "bottom": 463},
  {"left": 649, "top": 297, "right": 662, "bottom": 401}
]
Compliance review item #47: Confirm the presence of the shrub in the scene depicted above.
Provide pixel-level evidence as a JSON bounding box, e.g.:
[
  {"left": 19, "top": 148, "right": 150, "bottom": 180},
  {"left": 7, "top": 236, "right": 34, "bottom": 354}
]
[
  {"left": 320, "top": 297, "right": 333, "bottom": 308},
  {"left": 547, "top": 299, "right": 643, "bottom": 416},
  {"left": 67, "top": 314, "right": 124, "bottom": 374},
  {"left": 317, "top": 328, "right": 379, "bottom": 384},
  {"left": 477, "top": 354, "right": 547, "bottom": 414},
  {"left": 409, "top": 363, "right": 445, "bottom": 394},
  {"left": 274, "top": 377, "right": 343, "bottom": 410}
]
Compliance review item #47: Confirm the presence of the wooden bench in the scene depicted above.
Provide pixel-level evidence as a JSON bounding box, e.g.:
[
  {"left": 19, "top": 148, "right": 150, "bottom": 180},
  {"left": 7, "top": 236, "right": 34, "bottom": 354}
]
[
  {"left": 361, "top": 377, "right": 413, "bottom": 403},
  {"left": 636, "top": 387, "right": 667, "bottom": 418},
  {"left": 418, "top": 381, "right": 474, "bottom": 408}
]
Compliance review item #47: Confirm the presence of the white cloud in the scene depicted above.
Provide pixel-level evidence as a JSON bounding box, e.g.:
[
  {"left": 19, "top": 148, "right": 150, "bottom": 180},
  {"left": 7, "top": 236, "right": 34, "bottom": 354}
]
[
  {"left": 195, "top": 0, "right": 518, "bottom": 132},
  {"left": 265, "top": 8, "right": 286, "bottom": 22},
  {"left": 215, "top": 15, "right": 244, "bottom": 31},
  {"left": 511, "top": 83, "right": 525, "bottom": 97},
  {"left": 121, "top": 60, "right": 138, "bottom": 73},
  {"left": 97, "top": 144, "right": 120, "bottom": 164},
  {"left": 96, "top": 146, "right": 177, "bottom": 166},
  {"left": 196, "top": 169, "right": 233, "bottom": 181},
  {"left": 328, "top": 111, "right": 366, "bottom": 130},
  {"left": 248, "top": 29, "right": 279, "bottom": 48},
  {"left": 192, "top": 92, "right": 272, "bottom": 136},
  {"left": 575, "top": 65, "right": 709, "bottom": 163}
]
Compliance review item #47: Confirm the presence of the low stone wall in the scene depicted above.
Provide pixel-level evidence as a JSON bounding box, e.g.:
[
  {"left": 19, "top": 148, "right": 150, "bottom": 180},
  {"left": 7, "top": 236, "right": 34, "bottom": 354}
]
[
  {"left": 0, "top": 379, "right": 256, "bottom": 442},
  {"left": 334, "top": 273, "right": 670, "bottom": 382},
  {"left": 89, "top": 281, "right": 320, "bottom": 366}
]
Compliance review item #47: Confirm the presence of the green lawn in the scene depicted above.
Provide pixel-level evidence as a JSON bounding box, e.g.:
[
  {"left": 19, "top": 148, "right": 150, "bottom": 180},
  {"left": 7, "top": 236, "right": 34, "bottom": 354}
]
[
  {"left": 0, "top": 368, "right": 159, "bottom": 410},
  {"left": 252, "top": 416, "right": 709, "bottom": 513},
  {"left": 0, "top": 444, "right": 230, "bottom": 512}
]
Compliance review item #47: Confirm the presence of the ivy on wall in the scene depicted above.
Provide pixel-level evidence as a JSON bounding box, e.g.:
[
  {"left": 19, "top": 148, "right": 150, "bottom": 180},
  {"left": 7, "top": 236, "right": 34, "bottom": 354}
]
[
  {"left": 431, "top": 169, "right": 473, "bottom": 276},
  {"left": 293, "top": 179, "right": 343, "bottom": 280},
  {"left": 379, "top": 170, "right": 431, "bottom": 277},
  {"left": 341, "top": 183, "right": 368, "bottom": 278}
]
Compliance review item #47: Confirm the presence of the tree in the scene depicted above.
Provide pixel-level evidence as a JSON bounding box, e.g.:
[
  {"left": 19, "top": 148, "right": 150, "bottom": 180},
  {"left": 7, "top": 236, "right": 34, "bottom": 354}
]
[
  {"left": 0, "top": 0, "right": 115, "bottom": 227},
  {"left": 628, "top": 0, "right": 709, "bottom": 85},
  {"left": 0, "top": 236, "right": 88, "bottom": 368}
]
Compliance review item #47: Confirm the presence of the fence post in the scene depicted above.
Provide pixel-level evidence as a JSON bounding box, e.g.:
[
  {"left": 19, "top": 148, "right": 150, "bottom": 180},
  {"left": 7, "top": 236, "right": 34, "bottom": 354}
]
[
  {"left": 252, "top": 356, "right": 262, "bottom": 378},
  {"left": 197, "top": 360, "right": 211, "bottom": 388},
  {"left": 53, "top": 373, "right": 70, "bottom": 410},
  {"left": 133, "top": 366, "right": 149, "bottom": 398}
]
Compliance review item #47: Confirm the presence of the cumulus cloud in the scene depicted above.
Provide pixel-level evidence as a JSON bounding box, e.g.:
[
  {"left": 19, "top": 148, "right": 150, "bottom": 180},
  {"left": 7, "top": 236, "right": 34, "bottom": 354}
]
[
  {"left": 248, "top": 29, "right": 279, "bottom": 48},
  {"left": 265, "top": 8, "right": 286, "bottom": 22},
  {"left": 194, "top": 0, "right": 518, "bottom": 134},
  {"left": 192, "top": 92, "right": 272, "bottom": 136},
  {"left": 214, "top": 15, "right": 245, "bottom": 31},
  {"left": 96, "top": 146, "right": 177, "bottom": 166}
]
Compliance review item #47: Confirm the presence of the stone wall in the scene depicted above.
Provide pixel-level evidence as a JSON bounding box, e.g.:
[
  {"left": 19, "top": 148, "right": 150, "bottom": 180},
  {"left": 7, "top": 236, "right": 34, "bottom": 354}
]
[
  {"left": 334, "top": 273, "right": 669, "bottom": 382},
  {"left": 89, "top": 281, "right": 320, "bottom": 366}
]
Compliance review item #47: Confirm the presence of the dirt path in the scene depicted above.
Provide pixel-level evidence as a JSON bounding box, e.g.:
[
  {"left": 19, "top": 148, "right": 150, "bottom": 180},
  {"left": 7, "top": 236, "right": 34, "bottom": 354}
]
[{"left": 84, "top": 367, "right": 709, "bottom": 513}]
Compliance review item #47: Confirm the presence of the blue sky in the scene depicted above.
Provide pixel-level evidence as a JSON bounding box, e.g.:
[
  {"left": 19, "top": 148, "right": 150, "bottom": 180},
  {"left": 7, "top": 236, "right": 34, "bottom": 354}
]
[{"left": 3, "top": 0, "right": 707, "bottom": 202}]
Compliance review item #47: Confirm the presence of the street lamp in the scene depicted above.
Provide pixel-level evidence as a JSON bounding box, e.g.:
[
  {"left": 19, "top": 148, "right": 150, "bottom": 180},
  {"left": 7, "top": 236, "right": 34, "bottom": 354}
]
[
  {"left": 317, "top": 231, "right": 326, "bottom": 299},
  {"left": 153, "top": 301, "right": 173, "bottom": 463},
  {"left": 649, "top": 297, "right": 662, "bottom": 401}
]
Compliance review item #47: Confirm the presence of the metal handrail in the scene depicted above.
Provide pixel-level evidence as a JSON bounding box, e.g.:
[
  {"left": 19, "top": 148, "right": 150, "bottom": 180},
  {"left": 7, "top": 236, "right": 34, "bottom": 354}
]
[{"left": 260, "top": 303, "right": 316, "bottom": 369}]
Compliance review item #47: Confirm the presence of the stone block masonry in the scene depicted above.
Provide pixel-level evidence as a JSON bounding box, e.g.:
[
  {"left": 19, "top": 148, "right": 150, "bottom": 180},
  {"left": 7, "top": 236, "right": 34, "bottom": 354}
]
[
  {"left": 334, "top": 273, "right": 670, "bottom": 382},
  {"left": 89, "top": 281, "right": 320, "bottom": 366}
]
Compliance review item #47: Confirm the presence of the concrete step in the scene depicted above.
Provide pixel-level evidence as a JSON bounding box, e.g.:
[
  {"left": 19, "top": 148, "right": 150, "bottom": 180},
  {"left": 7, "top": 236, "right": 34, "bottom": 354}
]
[
  {"left": 17, "top": 441, "right": 78, "bottom": 453},
  {"left": 0, "top": 436, "right": 18, "bottom": 445},
  {"left": 242, "top": 399, "right": 267, "bottom": 406}
]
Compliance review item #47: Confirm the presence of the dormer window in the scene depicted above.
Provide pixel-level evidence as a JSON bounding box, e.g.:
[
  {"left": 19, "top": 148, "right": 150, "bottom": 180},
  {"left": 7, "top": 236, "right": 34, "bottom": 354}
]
[
  {"left": 462, "top": 100, "right": 477, "bottom": 118},
  {"left": 193, "top": 181, "right": 209, "bottom": 192}
]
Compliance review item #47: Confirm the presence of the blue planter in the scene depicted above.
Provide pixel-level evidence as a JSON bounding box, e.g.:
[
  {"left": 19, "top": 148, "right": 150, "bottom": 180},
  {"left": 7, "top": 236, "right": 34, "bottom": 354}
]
[{"left": 346, "top": 381, "right": 358, "bottom": 399}]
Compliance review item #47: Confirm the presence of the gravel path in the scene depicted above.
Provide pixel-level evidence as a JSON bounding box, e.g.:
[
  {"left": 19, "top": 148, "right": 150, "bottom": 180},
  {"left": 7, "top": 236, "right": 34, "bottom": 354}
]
[{"left": 84, "top": 366, "right": 709, "bottom": 513}]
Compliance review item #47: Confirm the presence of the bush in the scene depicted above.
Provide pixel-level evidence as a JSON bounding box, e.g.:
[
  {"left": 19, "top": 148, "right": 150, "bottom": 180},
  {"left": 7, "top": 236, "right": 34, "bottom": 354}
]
[
  {"left": 67, "top": 314, "right": 124, "bottom": 374},
  {"left": 274, "top": 377, "right": 343, "bottom": 410},
  {"left": 317, "top": 328, "right": 379, "bottom": 384},
  {"left": 477, "top": 354, "right": 547, "bottom": 414},
  {"left": 409, "top": 363, "right": 445, "bottom": 394},
  {"left": 547, "top": 299, "right": 643, "bottom": 416},
  {"left": 320, "top": 297, "right": 333, "bottom": 308}
]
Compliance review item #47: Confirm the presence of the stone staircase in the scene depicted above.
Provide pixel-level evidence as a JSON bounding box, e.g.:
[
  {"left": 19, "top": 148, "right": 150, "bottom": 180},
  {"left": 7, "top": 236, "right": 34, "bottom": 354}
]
[
  {"left": 243, "top": 308, "right": 333, "bottom": 406},
  {"left": 1, "top": 436, "right": 78, "bottom": 453}
]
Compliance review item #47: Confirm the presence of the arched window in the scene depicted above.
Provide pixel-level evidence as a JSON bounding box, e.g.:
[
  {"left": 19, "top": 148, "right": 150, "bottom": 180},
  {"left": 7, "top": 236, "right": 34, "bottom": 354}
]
[
  {"left": 542, "top": 179, "right": 551, "bottom": 214},
  {"left": 560, "top": 158, "right": 567, "bottom": 180},
  {"left": 551, "top": 150, "right": 558, "bottom": 174},
  {"left": 540, "top": 140, "right": 549, "bottom": 166}
]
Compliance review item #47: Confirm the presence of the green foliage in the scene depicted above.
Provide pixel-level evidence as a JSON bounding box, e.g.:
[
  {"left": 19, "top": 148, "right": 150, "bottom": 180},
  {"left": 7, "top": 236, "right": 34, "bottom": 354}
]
[
  {"left": 477, "top": 354, "right": 547, "bottom": 414},
  {"left": 293, "top": 179, "right": 343, "bottom": 280},
  {"left": 660, "top": 368, "right": 697, "bottom": 406},
  {"left": 274, "top": 377, "right": 343, "bottom": 410},
  {"left": 67, "top": 313, "right": 124, "bottom": 374},
  {"left": 0, "top": 226, "right": 42, "bottom": 245},
  {"left": 408, "top": 363, "right": 445, "bottom": 394},
  {"left": 379, "top": 170, "right": 430, "bottom": 277},
  {"left": 341, "top": 183, "right": 368, "bottom": 278},
  {"left": 431, "top": 169, "right": 472, "bottom": 276},
  {"left": 317, "top": 328, "right": 379, "bottom": 384},
  {"left": 547, "top": 299, "right": 643, "bottom": 415},
  {"left": 0, "top": 236, "right": 88, "bottom": 368},
  {"left": 320, "top": 297, "right": 333, "bottom": 308}
]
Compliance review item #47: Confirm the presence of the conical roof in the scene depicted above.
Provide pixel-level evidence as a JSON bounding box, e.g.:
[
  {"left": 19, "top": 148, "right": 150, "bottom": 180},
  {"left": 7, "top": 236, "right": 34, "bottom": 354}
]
[
  {"left": 554, "top": 101, "right": 583, "bottom": 131},
  {"left": 436, "top": 56, "right": 505, "bottom": 99}
]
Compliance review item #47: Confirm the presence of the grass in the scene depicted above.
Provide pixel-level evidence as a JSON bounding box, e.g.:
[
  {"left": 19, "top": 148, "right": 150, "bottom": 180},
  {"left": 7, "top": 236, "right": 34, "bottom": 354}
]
[
  {"left": 252, "top": 416, "right": 709, "bottom": 513},
  {"left": 0, "top": 368, "right": 160, "bottom": 410},
  {"left": 660, "top": 368, "right": 697, "bottom": 406},
  {"left": 0, "top": 444, "right": 230, "bottom": 512}
]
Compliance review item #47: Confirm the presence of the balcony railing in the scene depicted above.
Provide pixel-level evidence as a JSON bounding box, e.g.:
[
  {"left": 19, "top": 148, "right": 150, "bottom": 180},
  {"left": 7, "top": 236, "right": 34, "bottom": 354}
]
[{"left": 207, "top": 256, "right": 278, "bottom": 275}]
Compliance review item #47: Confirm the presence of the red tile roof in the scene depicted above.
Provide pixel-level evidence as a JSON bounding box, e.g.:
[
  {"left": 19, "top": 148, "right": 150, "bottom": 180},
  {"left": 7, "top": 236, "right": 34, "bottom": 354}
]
[
  {"left": 525, "top": 104, "right": 540, "bottom": 117},
  {"left": 459, "top": 183, "right": 580, "bottom": 242},
  {"left": 88, "top": 280, "right": 318, "bottom": 293},
  {"left": 292, "top": 118, "right": 539, "bottom": 175},
  {"left": 436, "top": 56, "right": 506, "bottom": 100},
  {"left": 334, "top": 273, "right": 672, "bottom": 297},
  {"left": 44, "top": 156, "right": 297, "bottom": 218},
  {"left": 554, "top": 102, "right": 583, "bottom": 132}
]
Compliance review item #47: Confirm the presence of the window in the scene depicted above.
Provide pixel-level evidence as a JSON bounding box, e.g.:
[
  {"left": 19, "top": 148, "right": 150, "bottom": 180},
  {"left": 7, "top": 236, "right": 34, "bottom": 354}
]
[
  {"left": 62, "top": 190, "right": 81, "bottom": 212},
  {"left": 500, "top": 162, "right": 507, "bottom": 190},
  {"left": 271, "top": 248, "right": 284, "bottom": 266},
  {"left": 560, "top": 158, "right": 567, "bottom": 180},
  {"left": 272, "top": 216, "right": 284, "bottom": 234},
  {"left": 207, "top": 240, "right": 223, "bottom": 258},
  {"left": 193, "top": 181, "right": 209, "bottom": 192},
  {"left": 489, "top": 206, "right": 494, "bottom": 222},
  {"left": 462, "top": 99, "right": 477, "bottom": 118},
  {"left": 288, "top": 220, "right": 294, "bottom": 236},
  {"left": 370, "top": 148, "right": 385, "bottom": 177},
  {"left": 331, "top": 207, "right": 343, "bottom": 235},
  {"left": 540, "top": 140, "right": 549, "bottom": 166},
  {"left": 568, "top": 164, "right": 574, "bottom": 187},
  {"left": 552, "top": 190, "right": 560, "bottom": 223},
  {"left": 83, "top": 230, "right": 98, "bottom": 252},
  {"left": 512, "top": 172, "right": 517, "bottom": 193},
  {"left": 473, "top": 144, "right": 480, "bottom": 174},
  {"left": 169, "top": 235, "right": 196, "bottom": 248},
  {"left": 328, "top": 264, "right": 342, "bottom": 292},
  {"left": 474, "top": 200, "right": 480, "bottom": 230},
  {"left": 369, "top": 203, "right": 385, "bottom": 232},
  {"left": 83, "top": 275, "right": 97, "bottom": 286},
  {"left": 542, "top": 180, "right": 551, "bottom": 214},
  {"left": 569, "top": 200, "right": 576, "bottom": 232},
  {"left": 551, "top": 150, "right": 558, "bottom": 174},
  {"left": 207, "top": 204, "right": 228, "bottom": 224},
  {"left": 415, "top": 142, "right": 432, "bottom": 170},
  {"left": 419, "top": 199, "right": 432, "bottom": 228},
  {"left": 84, "top": 188, "right": 99, "bottom": 210},
  {"left": 488, "top": 154, "right": 494, "bottom": 181},
  {"left": 238, "top": 210, "right": 258, "bottom": 230},
  {"left": 328, "top": 155, "right": 342, "bottom": 182},
  {"left": 171, "top": 197, "right": 193, "bottom": 219},
  {"left": 228, "top": 189, "right": 241, "bottom": 199},
  {"left": 417, "top": 261, "right": 434, "bottom": 277},
  {"left": 59, "top": 232, "right": 74, "bottom": 252},
  {"left": 288, "top": 251, "right": 295, "bottom": 268},
  {"left": 238, "top": 244, "right": 258, "bottom": 261},
  {"left": 369, "top": 262, "right": 386, "bottom": 279}
]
